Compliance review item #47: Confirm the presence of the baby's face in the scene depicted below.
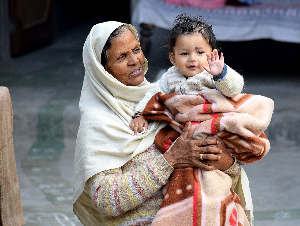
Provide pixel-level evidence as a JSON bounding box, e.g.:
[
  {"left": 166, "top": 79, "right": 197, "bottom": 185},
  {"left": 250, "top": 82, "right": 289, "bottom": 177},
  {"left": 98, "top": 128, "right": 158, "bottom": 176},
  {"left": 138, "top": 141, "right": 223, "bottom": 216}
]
[{"left": 169, "top": 33, "right": 212, "bottom": 78}]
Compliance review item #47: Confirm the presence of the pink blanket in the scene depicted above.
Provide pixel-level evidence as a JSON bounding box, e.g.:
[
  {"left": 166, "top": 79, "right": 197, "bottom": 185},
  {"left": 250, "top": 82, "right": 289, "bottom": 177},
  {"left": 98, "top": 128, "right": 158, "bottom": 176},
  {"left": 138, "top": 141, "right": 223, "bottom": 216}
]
[
  {"left": 142, "top": 89, "right": 274, "bottom": 225},
  {"left": 158, "top": 0, "right": 226, "bottom": 9},
  {"left": 143, "top": 89, "right": 274, "bottom": 164}
]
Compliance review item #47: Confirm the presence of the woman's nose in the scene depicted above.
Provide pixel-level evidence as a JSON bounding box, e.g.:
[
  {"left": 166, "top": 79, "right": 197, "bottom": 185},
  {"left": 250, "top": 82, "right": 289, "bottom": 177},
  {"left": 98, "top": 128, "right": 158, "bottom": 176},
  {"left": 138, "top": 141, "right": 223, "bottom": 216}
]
[{"left": 128, "top": 53, "right": 139, "bottom": 65}]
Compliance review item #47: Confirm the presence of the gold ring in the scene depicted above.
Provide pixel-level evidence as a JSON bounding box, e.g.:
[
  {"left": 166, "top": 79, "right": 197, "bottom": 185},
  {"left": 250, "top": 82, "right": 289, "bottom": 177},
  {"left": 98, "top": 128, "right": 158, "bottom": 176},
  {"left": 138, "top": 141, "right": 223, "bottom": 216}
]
[{"left": 200, "top": 153, "right": 203, "bottom": 161}]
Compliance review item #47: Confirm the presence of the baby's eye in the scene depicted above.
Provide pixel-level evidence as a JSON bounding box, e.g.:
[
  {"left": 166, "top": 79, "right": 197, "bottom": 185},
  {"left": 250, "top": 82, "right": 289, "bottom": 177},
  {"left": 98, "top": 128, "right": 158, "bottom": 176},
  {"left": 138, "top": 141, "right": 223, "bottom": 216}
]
[
  {"left": 198, "top": 51, "right": 204, "bottom": 55},
  {"left": 180, "top": 52, "right": 188, "bottom": 56}
]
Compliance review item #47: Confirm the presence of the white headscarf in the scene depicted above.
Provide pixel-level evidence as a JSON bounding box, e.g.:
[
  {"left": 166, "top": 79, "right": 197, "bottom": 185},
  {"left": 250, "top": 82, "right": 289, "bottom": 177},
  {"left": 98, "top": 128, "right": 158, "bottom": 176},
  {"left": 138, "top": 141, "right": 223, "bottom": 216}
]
[{"left": 73, "top": 21, "right": 166, "bottom": 202}]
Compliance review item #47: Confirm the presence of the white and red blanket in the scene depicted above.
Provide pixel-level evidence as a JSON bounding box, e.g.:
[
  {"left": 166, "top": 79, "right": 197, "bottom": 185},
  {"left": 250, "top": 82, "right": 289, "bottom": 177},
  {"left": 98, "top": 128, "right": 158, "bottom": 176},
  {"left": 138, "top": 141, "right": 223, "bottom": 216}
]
[{"left": 142, "top": 89, "right": 274, "bottom": 226}]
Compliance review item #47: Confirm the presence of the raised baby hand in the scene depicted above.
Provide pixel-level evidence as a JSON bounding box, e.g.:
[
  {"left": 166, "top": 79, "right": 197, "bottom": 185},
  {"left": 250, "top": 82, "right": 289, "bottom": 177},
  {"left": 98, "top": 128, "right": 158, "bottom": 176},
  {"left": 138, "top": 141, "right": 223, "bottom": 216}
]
[
  {"left": 129, "top": 116, "right": 148, "bottom": 135},
  {"left": 203, "top": 49, "right": 224, "bottom": 77}
]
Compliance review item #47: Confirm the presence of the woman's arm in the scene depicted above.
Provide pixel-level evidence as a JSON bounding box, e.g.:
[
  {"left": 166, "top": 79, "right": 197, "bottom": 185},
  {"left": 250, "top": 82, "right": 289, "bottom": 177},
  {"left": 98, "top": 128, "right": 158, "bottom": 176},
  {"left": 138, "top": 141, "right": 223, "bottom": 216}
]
[
  {"left": 88, "top": 123, "right": 239, "bottom": 218},
  {"left": 88, "top": 146, "right": 173, "bottom": 218},
  {"left": 223, "top": 156, "right": 241, "bottom": 189}
]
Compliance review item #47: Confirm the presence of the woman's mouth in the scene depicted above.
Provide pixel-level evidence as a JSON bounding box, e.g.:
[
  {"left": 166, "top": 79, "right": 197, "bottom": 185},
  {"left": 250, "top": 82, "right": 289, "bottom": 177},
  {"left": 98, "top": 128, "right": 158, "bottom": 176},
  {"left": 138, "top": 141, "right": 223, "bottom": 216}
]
[{"left": 130, "top": 67, "right": 143, "bottom": 76}]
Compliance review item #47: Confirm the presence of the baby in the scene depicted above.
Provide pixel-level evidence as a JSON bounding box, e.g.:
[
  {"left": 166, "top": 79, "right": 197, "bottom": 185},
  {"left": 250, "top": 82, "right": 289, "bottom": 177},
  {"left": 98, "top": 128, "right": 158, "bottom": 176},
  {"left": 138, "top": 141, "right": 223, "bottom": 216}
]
[
  {"left": 128, "top": 14, "right": 274, "bottom": 225},
  {"left": 130, "top": 14, "right": 244, "bottom": 134}
]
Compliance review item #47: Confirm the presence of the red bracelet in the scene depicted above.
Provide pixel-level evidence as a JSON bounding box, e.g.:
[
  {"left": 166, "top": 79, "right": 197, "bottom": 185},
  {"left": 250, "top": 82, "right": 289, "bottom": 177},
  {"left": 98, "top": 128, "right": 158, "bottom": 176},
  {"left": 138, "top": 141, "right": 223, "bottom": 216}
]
[{"left": 132, "top": 112, "right": 142, "bottom": 119}]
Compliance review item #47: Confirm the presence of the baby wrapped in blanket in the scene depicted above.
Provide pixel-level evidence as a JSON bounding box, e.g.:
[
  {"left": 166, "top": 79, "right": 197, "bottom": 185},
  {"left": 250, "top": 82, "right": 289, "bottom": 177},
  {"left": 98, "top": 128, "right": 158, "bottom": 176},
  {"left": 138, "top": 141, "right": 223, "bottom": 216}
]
[
  {"left": 131, "top": 66, "right": 273, "bottom": 226},
  {"left": 130, "top": 14, "right": 274, "bottom": 226}
]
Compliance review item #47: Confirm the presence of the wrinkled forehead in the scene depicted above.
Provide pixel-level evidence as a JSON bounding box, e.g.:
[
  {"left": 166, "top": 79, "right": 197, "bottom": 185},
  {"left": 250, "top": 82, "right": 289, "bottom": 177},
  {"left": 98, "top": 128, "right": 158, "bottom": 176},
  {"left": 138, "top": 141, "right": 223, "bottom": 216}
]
[
  {"left": 91, "top": 21, "right": 123, "bottom": 58},
  {"left": 91, "top": 22, "right": 139, "bottom": 61}
]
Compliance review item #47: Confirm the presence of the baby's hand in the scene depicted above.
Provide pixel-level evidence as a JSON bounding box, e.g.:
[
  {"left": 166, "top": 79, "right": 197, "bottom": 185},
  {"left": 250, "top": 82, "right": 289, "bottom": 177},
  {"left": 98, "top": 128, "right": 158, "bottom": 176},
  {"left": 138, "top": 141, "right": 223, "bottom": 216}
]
[
  {"left": 129, "top": 116, "right": 148, "bottom": 135},
  {"left": 203, "top": 49, "right": 224, "bottom": 77}
]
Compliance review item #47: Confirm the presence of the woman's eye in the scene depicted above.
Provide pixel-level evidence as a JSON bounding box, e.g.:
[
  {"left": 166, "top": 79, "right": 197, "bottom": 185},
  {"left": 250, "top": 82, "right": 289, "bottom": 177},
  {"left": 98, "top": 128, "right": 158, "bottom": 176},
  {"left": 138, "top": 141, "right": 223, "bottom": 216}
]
[
  {"left": 134, "top": 47, "right": 141, "bottom": 53},
  {"left": 117, "top": 54, "right": 126, "bottom": 61}
]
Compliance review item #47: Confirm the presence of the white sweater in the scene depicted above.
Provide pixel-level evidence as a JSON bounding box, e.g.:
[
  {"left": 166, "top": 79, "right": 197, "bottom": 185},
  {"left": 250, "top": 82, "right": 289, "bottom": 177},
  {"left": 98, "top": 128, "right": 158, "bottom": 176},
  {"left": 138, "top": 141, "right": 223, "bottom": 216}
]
[{"left": 136, "top": 64, "right": 244, "bottom": 113}]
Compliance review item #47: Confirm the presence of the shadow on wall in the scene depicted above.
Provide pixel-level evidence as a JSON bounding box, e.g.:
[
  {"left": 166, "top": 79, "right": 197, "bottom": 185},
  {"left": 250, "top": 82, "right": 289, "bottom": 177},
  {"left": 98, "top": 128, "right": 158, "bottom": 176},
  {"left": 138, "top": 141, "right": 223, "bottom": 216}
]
[{"left": 9, "top": 0, "right": 131, "bottom": 57}]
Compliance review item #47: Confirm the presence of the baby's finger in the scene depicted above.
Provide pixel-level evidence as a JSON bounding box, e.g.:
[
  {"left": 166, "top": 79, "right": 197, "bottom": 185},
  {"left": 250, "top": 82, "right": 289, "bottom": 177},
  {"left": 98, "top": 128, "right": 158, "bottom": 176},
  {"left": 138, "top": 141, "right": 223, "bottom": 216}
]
[
  {"left": 133, "top": 126, "right": 138, "bottom": 135},
  {"left": 203, "top": 65, "right": 210, "bottom": 73},
  {"left": 212, "top": 49, "right": 218, "bottom": 60},
  {"left": 220, "top": 52, "right": 224, "bottom": 61},
  {"left": 210, "top": 52, "right": 215, "bottom": 61},
  {"left": 144, "top": 122, "right": 148, "bottom": 131},
  {"left": 129, "top": 122, "right": 134, "bottom": 130},
  {"left": 214, "top": 52, "right": 218, "bottom": 60},
  {"left": 138, "top": 123, "right": 144, "bottom": 133},
  {"left": 206, "top": 53, "right": 211, "bottom": 62}
]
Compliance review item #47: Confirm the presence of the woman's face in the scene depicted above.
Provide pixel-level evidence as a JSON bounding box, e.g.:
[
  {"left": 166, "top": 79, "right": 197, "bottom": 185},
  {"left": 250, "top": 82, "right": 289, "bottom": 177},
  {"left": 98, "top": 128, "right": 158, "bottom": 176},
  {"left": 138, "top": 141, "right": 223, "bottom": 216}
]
[{"left": 105, "top": 29, "right": 145, "bottom": 86}]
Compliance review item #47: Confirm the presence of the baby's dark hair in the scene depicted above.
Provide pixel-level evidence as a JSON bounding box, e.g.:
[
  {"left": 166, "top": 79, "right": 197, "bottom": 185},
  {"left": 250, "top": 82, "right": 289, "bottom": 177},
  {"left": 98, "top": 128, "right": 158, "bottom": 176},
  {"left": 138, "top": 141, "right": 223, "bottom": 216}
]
[{"left": 166, "top": 14, "right": 220, "bottom": 53}]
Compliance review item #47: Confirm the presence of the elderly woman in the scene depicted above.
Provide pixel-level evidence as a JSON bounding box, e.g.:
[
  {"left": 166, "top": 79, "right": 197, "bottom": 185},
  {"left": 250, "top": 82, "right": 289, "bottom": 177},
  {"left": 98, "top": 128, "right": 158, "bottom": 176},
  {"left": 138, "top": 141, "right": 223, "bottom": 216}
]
[{"left": 73, "top": 21, "right": 251, "bottom": 225}]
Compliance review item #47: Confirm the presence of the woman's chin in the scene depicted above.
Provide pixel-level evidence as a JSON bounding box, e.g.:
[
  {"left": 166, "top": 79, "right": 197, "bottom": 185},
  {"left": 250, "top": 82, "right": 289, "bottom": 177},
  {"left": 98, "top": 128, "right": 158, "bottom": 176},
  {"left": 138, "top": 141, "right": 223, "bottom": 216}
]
[{"left": 129, "top": 74, "right": 145, "bottom": 86}]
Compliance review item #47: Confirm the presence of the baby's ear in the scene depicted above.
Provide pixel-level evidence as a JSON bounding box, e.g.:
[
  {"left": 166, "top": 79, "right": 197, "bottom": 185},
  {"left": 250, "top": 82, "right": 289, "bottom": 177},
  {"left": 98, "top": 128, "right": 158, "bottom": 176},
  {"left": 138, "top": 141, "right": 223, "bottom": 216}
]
[{"left": 169, "top": 52, "right": 176, "bottom": 66}]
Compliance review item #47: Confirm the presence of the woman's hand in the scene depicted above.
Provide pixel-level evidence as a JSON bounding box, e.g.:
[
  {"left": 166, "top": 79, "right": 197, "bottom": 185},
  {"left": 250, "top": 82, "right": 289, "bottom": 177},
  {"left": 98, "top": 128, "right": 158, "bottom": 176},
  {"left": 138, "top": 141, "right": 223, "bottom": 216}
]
[
  {"left": 163, "top": 122, "right": 222, "bottom": 171},
  {"left": 201, "top": 135, "right": 235, "bottom": 171}
]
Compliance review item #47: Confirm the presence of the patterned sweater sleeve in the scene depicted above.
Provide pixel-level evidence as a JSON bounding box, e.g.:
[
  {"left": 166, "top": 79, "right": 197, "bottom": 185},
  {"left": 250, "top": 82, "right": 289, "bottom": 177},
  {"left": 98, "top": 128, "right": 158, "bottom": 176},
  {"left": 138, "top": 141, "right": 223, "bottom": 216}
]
[
  {"left": 87, "top": 146, "right": 174, "bottom": 218},
  {"left": 223, "top": 156, "right": 241, "bottom": 189},
  {"left": 213, "top": 64, "right": 244, "bottom": 97}
]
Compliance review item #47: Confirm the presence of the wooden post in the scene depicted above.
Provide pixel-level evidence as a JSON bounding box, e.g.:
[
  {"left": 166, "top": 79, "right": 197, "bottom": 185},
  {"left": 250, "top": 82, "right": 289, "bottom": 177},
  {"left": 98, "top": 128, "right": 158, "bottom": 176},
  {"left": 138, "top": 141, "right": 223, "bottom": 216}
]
[
  {"left": 0, "top": 87, "right": 26, "bottom": 225},
  {"left": 0, "top": 0, "right": 11, "bottom": 63}
]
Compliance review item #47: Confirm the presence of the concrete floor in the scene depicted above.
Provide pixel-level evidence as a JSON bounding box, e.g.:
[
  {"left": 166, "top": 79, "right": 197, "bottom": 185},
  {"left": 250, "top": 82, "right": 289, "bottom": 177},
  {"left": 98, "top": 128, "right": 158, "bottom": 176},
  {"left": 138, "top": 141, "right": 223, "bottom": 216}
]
[{"left": 0, "top": 19, "right": 300, "bottom": 225}]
